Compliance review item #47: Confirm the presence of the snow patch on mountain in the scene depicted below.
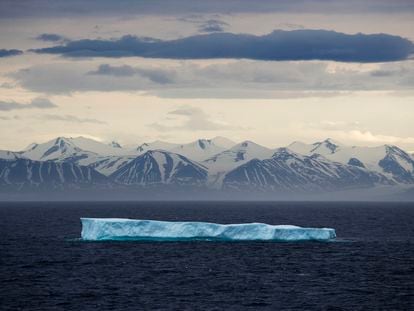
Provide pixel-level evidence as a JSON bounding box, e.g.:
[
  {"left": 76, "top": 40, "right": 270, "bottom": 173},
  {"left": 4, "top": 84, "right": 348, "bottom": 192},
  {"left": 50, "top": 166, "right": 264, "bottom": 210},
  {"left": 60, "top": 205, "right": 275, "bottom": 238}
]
[
  {"left": 110, "top": 150, "right": 208, "bottom": 186},
  {"left": 223, "top": 148, "right": 393, "bottom": 192},
  {"left": 203, "top": 140, "right": 274, "bottom": 175},
  {"left": 288, "top": 139, "right": 414, "bottom": 183},
  {"left": 0, "top": 158, "right": 107, "bottom": 189},
  {"left": 170, "top": 139, "right": 226, "bottom": 161},
  {"left": 0, "top": 150, "right": 23, "bottom": 160}
]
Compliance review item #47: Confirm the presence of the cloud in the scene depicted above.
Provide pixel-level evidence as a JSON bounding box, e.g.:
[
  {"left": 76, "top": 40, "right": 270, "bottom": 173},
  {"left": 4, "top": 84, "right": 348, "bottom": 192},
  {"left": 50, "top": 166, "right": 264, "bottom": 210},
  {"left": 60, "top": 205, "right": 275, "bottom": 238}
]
[
  {"left": 0, "top": 82, "right": 15, "bottom": 89},
  {"left": 11, "top": 60, "right": 414, "bottom": 98},
  {"left": 304, "top": 120, "right": 414, "bottom": 145},
  {"left": 1, "top": 0, "right": 414, "bottom": 18},
  {"left": 308, "top": 120, "right": 361, "bottom": 131},
  {"left": 0, "top": 49, "right": 23, "bottom": 57},
  {"left": 0, "top": 97, "right": 57, "bottom": 111},
  {"left": 36, "top": 33, "right": 68, "bottom": 42},
  {"left": 275, "top": 23, "right": 305, "bottom": 30},
  {"left": 32, "top": 30, "right": 414, "bottom": 62},
  {"left": 198, "top": 19, "right": 229, "bottom": 33},
  {"left": 149, "top": 106, "right": 237, "bottom": 131},
  {"left": 38, "top": 114, "right": 107, "bottom": 124},
  {"left": 0, "top": 115, "right": 21, "bottom": 120},
  {"left": 88, "top": 64, "right": 175, "bottom": 84},
  {"left": 344, "top": 130, "right": 414, "bottom": 145}
]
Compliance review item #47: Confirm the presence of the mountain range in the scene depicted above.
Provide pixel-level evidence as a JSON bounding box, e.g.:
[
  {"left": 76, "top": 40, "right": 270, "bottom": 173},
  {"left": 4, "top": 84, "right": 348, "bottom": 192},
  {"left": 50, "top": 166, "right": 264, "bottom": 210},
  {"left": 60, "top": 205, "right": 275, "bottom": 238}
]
[{"left": 1, "top": 136, "right": 413, "bottom": 199}]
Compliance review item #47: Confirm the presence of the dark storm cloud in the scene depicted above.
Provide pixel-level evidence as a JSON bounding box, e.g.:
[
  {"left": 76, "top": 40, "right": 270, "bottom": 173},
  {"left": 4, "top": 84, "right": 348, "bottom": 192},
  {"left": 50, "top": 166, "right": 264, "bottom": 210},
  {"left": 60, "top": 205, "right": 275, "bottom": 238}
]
[
  {"left": 1, "top": 0, "right": 414, "bottom": 18},
  {"left": 0, "top": 49, "right": 23, "bottom": 57},
  {"left": 32, "top": 30, "right": 414, "bottom": 63},
  {"left": 88, "top": 64, "right": 175, "bottom": 84},
  {"left": 198, "top": 19, "right": 229, "bottom": 33},
  {"left": 0, "top": 98, "right": 57, "bottom": 111},
  {"left": 36, "top": 33, "right": 68, "bottom": 42}
]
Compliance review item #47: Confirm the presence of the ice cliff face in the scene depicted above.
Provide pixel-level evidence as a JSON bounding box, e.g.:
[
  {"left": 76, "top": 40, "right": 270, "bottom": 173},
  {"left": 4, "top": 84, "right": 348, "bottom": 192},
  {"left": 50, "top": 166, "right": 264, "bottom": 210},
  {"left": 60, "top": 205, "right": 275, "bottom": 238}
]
[{"left": 81, "top": 218, "right": 336, "bottom": 241}]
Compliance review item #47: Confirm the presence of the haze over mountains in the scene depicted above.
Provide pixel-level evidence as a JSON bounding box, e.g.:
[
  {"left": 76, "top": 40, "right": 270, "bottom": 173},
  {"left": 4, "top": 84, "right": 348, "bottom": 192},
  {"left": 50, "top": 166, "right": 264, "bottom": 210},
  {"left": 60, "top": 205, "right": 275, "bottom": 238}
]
[{"left": 1, "top": 136, "right": 413, "bottom": 200}]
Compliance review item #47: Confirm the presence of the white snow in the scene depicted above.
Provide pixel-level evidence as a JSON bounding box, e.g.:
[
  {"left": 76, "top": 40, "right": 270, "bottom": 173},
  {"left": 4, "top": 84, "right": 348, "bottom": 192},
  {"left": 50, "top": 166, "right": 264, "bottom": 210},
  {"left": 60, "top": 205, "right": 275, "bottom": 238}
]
[
  {"left": 170, "top": 139, "right": 226, "bottom": 161},
  {"left": 288, "top": 139, "right": 391, "bottom": 173},
  {"left": 203, "top": 140, "right": 274, "bottom": 175},
  {"left": 0, "top": 150, "right": 22, "bottom": 160},
  {"left": 210, "top": 136, "right": 237, "bottom": 149},
  {"left": 81, "top": 218, "right": 336, "bottom": 241},
  {"left": 132, "top": 141, "right": 179, "bottom": 154}
]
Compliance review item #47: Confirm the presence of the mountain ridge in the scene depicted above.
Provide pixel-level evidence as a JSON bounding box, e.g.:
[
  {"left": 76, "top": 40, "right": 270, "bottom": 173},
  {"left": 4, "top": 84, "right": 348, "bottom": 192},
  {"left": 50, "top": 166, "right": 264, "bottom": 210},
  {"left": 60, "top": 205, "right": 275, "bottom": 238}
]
[{"left": 1, "top": 136, "right": 413, "bottom": 198}]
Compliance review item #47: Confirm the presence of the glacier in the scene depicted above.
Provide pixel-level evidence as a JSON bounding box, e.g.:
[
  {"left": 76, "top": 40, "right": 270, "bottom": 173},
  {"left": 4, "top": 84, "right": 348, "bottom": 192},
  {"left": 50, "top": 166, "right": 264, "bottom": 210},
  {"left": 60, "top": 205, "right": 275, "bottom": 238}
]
[{"left": 80, "top": 218, "right": 336, "bottom": 241}]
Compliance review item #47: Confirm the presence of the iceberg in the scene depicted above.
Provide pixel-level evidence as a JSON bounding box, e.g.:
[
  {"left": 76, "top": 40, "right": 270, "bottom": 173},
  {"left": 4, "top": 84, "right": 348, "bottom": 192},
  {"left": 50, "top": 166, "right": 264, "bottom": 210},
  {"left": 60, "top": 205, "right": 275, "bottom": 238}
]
[{"left": 81, "top": 218, "right": 336, "bottom": 242}]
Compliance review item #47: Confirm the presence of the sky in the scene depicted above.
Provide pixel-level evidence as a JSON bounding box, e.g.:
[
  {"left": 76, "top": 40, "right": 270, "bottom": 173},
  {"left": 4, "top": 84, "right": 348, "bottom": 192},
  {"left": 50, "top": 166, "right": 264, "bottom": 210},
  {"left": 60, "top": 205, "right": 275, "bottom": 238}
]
[{"left": 0, "top": 0, "right": 414, "bottom": 151}]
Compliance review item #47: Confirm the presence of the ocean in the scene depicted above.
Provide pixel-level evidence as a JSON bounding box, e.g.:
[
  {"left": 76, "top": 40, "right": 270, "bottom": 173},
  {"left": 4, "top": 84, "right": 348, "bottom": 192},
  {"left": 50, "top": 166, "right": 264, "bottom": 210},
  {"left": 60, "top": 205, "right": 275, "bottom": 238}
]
[{"left": 1, "top": 201, "right": 413, "bottom": 310}]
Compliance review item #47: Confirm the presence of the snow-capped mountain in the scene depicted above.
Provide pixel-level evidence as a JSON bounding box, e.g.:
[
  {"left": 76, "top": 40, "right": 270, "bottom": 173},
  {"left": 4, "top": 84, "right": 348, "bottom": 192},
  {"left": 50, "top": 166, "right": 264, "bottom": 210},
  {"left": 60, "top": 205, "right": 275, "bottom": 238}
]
[
  {"left": 83, "top": 155, "right": 135, "bottom": 176},
  {"left": 0, "top": 150, "right": 23, "bottom": 160},
  {"left": 203, "top": 141, "right": 274, "bottom": 175},
  {"left": 288, "top": 138, "right": 343, "bottom": 155},
  {"left": 222, "top": 148, "right": 393, "bottom": 192},
  {"left": 108, "top": 141, "right": 122, "bottom": 149},
  {"left": 0, "top": 158, "right": 107, "bottom": 189},
  {"left": 288, "top": 139, "right": 414, "bottom": 183},
  {"left": 110, "top": 150, "right": 208, "bottom": 186},
  {"left": 170, "top": 139, "right": 227, "bottom": 161},
  {"left": 21, "top": 136, "right": 125, "bottom": 162},
  {"left": 19, "top": 137, "right": 137, "bottom": 176},
  {"left": 22, "top": 137, "right": 95, "bottom": 162},
  {"left": 133, "top": 140, "right": 178, "bottom": 154},
  {"left": 209, "top": 136, "right": 236, "bottom": 149},
  {"left": 133, "top": 137, "right": 235, "bottom": 157},
  {"left": 1, "top": 136, "right": 413, "bottom": 197}
]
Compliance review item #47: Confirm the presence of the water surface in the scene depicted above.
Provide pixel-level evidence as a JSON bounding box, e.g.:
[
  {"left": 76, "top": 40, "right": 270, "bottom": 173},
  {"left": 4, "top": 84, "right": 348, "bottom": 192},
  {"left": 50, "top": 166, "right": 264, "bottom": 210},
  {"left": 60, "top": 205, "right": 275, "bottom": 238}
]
[{"left": 1, "top": 201, "right": 413, "bottom": 310}]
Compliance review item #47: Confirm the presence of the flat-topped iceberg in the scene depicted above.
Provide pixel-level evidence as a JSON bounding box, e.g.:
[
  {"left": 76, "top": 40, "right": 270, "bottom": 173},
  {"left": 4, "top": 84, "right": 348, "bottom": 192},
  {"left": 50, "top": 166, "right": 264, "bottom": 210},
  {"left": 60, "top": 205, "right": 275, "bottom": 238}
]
[{"left": 81, "top": 218, "right": 336, "bottom": 242}]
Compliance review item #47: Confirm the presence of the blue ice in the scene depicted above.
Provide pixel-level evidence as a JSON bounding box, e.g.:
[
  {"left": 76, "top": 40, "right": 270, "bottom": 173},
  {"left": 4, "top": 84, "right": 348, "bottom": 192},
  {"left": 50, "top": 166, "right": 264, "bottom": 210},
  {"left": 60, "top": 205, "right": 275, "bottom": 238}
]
[{"left": 81, "top": 218, "right": 336, "bottom": 241}]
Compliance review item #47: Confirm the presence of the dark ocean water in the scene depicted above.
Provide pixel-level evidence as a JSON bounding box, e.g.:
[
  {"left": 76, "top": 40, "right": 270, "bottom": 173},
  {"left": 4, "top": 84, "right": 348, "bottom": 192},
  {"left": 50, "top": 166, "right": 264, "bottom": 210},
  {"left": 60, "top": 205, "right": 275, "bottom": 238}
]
[{"left": 0, "top": 201, "right": 413, "bottom": 311}]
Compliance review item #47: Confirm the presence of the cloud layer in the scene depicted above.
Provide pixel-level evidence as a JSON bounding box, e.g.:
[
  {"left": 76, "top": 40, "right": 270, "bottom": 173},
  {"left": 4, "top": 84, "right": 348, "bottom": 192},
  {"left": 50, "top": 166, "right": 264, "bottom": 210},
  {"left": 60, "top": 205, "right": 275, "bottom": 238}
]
[
  {"left": 36, "top": 33, "right": 68, "bottom": 42},
  {"left": 33, "top": 30, "right": 414, "bottom": 62},
  {"left": 0, "top": 97, "right": 57, "bottom": 111},
  {"left": 1, "top": 0, "right": 414, "bottom": 18},
  {"left": 11, "top": 60, "right": 414, "bottom": 97},
  {"left": 149, "top": 106, "right": 237, "bottom": 131},
  {"left": 0, "top": 49, "right": 23, "bottom": 58}
]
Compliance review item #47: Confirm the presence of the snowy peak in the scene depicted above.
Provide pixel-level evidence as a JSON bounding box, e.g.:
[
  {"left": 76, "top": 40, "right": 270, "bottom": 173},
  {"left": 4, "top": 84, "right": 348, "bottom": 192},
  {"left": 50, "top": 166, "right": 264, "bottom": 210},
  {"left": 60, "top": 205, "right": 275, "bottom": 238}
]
[
  {"left": 310, "top": 138, "right": 343, "bottom": 155},
  {"left": 21, "top": 136, "right": 128, "bottom": 161},
  {"left": 110, "top": 150, "right": 208, "bottom": 186},
  {"left": 203, "top": 140, "right": 273, "bottom": 175},
  {"left": 210, "top": 136, "right": 236, "bottom": 149},
  {"left": 288, "top": 138, "right": 343, "bottom": 156},
  {"left": 21, "top": 137, "right": 94, "bottom": 162},
  {"left": 170, "top": 139, "right": 226, "bottom": 161},
  {"left": 229, "top": 140, "right": 273, "bottom": 159},
  {"left": 379, "top": 145, "right": 414, "bottom": 182},
  {"left": 223, "top": 148, "right": 392, "bottom": 192},
  {"left": 0, "top": 150, "right": 23, "bottom": 160},
  {"left": 109, "top": 141, "right": 122, "bottom": 148},
  {"left": 287, "top": 141, "right": 313, "bottom": 155},
  {"left": 135, "top": 141, "right": 178, "bottom": 153},
  {"left": 288, "top": 139, "right": 414, "bottom": 183},
  {"left": 272, "top": 147, "right": 302, "bottom": 158}
]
